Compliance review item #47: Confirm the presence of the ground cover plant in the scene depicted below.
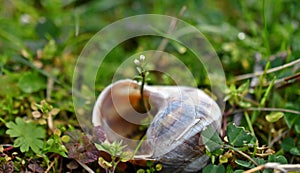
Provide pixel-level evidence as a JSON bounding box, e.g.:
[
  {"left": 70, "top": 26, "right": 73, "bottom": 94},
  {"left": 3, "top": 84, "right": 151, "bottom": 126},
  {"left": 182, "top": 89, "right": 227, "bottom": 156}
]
[{"left": 1, "top": 0, "right": 300, "bottom": 172}]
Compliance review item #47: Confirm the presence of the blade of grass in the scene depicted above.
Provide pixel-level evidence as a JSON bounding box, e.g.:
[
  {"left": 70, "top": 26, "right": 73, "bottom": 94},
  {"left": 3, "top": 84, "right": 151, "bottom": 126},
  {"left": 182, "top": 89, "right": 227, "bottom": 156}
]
[
  {"left": 262, "top": 0, "right": 271, "bottom": 56},
  {"left": 260, "top": 76, "right": 276, "bottom": 107},
  {"left": 256, "top": 61, "right": 270, "bottom": 99},
  {"left": 251, "top": 76, "right": 276, "bottom": 123},
  {"left": 245, "top": 111, "right": 255, "bottom": 137}
]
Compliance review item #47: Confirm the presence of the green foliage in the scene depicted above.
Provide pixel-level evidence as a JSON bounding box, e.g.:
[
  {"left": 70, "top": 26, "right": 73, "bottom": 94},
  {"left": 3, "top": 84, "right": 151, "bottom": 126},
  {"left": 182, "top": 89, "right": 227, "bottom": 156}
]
[
  {"left": 203, "top": 164, "right": 225, "bottom": 173},
  {"left": 225, "top": 81, "right": 251, "bottom": 108},
  {"left": 226, "top": 123, "right": 257, "bottom": 147},
  {"left": 281, "top": 137, "right": 300, "bottom": 156},
  {"left": 202, "top": 123, "right": 290, "bottom": 172},
  {"left": 6, "top": 117, "right": 45, "bottom": 153},
  {"left": 18, "top": 72, "right": 46, "bottom": 94},
  {"left": 284, "top": 103, "right": 300, "bottom": 131},
  {"left": 201, "top": 125, "right": 224, "bottom": 154},
  {"left": 96, "top": 141, "right": 132, "bottom": 172},
  {"left": 42, "top": 134, "right": 68, "bottom": 157}
]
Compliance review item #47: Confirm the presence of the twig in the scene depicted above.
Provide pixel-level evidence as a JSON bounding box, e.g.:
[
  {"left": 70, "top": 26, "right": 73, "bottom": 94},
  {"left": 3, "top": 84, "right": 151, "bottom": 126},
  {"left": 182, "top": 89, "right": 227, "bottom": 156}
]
[
  {"left": 76, "top": 159, "right": 95, "bottom": 173},
  {"left": 269, "top": 130, "right": 289, "bottom": 148},
  {"left": 0, "top": 144, "right": 13, "bottom": 147},
  {"left": 228, "top": 107, "right": 300, "bottom": 117},
  {"left": 47, "top": 77, "right": 54, "bottom": 131},
  {"left": 243, "top": 164, "right": 265, "bottom": 173},
  {"left": 246, "top": 107, "right": 300, "bottom": 115},
  {"left": 153, "top": 5, "right": 186, "bottom": 67},
  {"left": 156, "top": 6, "right": 186, "bottom": 52},
  {"left": 226, "top": 145, "right": 258, "bottom": 166},
  {"left": 234, "top": 58, "right": 300, "bottom": 81},
  {"left": 243, "top": 163, "right": 300, "bottom": 173},
  {"left": 45, "top": 158, "right": 56, "bottom": 173},
  {"left": 274, "top": 72, "right": 300, "bottom": 88},
  {"left": 235, "top": 149, "right": 258, "bottom": 166}
]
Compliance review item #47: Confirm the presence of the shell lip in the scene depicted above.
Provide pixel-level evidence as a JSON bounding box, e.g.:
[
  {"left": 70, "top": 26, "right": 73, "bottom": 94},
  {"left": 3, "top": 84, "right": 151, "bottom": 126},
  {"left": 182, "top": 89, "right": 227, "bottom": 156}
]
[{"left": 92, "top": 79, "right": 139, "bottom": 126}]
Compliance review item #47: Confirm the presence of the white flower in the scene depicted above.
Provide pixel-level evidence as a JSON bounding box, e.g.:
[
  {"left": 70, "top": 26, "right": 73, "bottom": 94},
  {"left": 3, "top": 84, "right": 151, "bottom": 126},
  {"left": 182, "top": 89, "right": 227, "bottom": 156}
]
[
  {"left": 134, "top": 59, "right": 140, "bottom": 65},
  {"left": 139, "top": 55, "right": 145, "bottom": 61}
]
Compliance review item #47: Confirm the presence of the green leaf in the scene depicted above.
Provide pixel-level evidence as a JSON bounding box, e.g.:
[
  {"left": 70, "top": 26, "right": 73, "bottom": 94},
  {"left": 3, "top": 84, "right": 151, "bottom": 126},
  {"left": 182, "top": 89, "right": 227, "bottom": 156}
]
[
  {"left": 267, "top": 155, "right": 287, "bottom": 164},
  {"left": 95, "top": 141, "right": 127, "bottom": 157},
  {"left": 284, "top": 102, "right": 300, "bottom": 128},
  {"left": 281, "top": 137, "right": 295, "bottom": 152},
  {"left": 253, "top": 157, "right": 266, "bottom": 165},
  {"left": 6, "top": 117, "right": 45, "bottom": 153},
  {"left": 284, "top": 113, "right": 299, "bottom": 129},
  {"left": 235, "top": 159, "right": 252, "bottom": 168},
  {"left": 233, "top": 170, "right": 244, "bottom": 173},
  {"left": 265, "top": 112, "right": 284, "bottom": 123},
  {"left": 203, "top": 164, "right": 225, "bottom": 173},
  {"left": 226, "top": 165, "right": 233, "bottom": 173},
  {"left": 227, "top": 123, "right": 256, "bottom": 147},
  {"left": 237, "top": 80, "right": 249, "bottom": 93},
  {"left": 295, "top": 124, "right": 300, "bottom": 134},
  {"left": 95, "top": 142, "right": 111, "bottom": 153},
  {"left": 201, "top": 125, "right": 224, "bottom": 153},
  {"left": 136, "top": 67, "right": 142, "bottom": 74},
  {"left": 42, "top": 135, "right": 68, "bottom": 157},
  {"left": 18, "top": 72, "right": 46, "bottom": 93},
  {"left": 290, "top": 146, "right": 300, "bottom": 156},
  {"left": 237, "top": 101, "right": 251, "bottom": 108}
]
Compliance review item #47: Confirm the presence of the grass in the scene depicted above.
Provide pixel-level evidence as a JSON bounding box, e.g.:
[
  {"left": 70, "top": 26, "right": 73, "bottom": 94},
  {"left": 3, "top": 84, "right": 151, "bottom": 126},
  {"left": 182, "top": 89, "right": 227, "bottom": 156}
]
[{"left": 0, "top": 0, "right": 300, "bottom": 172}]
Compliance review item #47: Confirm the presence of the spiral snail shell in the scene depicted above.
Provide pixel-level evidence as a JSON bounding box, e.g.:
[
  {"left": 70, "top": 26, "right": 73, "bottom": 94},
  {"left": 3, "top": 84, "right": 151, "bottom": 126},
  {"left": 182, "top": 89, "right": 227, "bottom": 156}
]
[{"left": 92, "top": 79, "right": 222, "bottom": 172}]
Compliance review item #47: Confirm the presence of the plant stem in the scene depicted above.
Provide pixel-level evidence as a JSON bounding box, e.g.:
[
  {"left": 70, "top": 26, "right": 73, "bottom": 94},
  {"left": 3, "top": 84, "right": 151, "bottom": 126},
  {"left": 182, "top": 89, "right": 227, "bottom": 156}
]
[
  {"left": 139, "top": 71, "right": 152, "bottom": 117},
  {"left": 140, "top": 71, "right": 145, "bottom": 108},
  {"left": 132, "top": 134, "right": 147, "bottom": 159},
  {"left": 245, "top": 111, "right": 255, "bottom": 137},
  {"left": 251, "top": 76, "right": 275, "bottom": 123}
]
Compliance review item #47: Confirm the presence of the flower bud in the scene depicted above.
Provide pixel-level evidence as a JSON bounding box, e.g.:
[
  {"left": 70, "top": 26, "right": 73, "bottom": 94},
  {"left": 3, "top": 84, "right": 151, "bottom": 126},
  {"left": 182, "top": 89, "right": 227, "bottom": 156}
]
[
  {"left": 134, "top": 59, "right": 140, "bottom": 65},
  {"left": 139, "top": 54, "right": 145, "bottom": 61}
]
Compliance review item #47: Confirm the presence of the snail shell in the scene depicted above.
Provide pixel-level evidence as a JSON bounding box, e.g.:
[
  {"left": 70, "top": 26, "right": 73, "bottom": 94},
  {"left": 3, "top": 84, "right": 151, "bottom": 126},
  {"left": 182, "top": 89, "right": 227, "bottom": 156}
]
[{"left": 93, "top": 79, "right": 222, "bottom": 172}]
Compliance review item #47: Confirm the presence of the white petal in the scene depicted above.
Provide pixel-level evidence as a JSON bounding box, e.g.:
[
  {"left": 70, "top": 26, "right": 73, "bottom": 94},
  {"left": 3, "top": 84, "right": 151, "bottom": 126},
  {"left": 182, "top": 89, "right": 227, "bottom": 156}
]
[{"left": 140, "top": 55, "right": 145, "bottom": 61}]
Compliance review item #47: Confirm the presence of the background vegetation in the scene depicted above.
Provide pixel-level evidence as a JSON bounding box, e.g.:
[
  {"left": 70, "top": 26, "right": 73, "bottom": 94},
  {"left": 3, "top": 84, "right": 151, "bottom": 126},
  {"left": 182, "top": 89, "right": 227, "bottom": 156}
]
[{"left": 0, "top": 0, "right": 300, "bottom": 172}]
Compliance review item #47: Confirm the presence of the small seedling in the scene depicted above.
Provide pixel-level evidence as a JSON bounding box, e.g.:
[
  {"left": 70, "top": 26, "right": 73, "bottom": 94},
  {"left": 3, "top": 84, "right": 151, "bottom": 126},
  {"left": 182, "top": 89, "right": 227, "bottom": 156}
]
[
  {"left": 95, "top": 141, "right": 132, "bottom": 173},
  {"left": 134, "top": 55, "right": 151, "bottom": 113}
]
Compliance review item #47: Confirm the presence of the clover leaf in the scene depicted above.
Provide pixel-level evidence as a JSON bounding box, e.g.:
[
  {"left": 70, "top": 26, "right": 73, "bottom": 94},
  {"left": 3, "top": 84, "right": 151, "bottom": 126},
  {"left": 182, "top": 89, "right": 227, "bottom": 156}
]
[
  {"left": 227, "top": 123, "right": 257, "bottom": 147},
  {"left": 6, "top": 117, "right": 45, "bottom": 153},
  {"left": 201, "top": 125, "right": 224, "bottom": 154}
]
